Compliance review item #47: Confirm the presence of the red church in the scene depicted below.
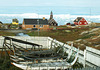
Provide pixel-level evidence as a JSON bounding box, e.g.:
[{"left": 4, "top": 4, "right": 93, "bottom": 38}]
[{"left": 74, "top": 17, "right": 88, "bottom": 25}]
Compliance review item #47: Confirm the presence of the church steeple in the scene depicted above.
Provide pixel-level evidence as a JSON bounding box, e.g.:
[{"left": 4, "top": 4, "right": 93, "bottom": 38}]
[
  {"left": 50, "top": 11, "right": 53, "bottom": 19},
  {"left": 48, "top": 11, "right": 58, "bottom": 26}
]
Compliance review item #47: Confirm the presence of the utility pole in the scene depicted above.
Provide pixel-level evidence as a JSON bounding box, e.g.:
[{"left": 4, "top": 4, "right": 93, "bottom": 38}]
[
  {"left": 37, "top": 15, "right": 39, "bottom": 36},
  {"left": 37, "top": 12, "right": 39, "bottom": 36},
  {"left": 90, "top": 8, "right": 92, "bottom": 27}
]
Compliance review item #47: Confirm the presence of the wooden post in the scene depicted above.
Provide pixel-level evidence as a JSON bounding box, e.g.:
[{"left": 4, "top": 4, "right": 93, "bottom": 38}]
[
  {"left": 62, "top": 43, "right": 65, "bottom": 56},
  {"left": 34, "top": 46, "right": 35, "bottom": 50},
  {"left": 31, "top": 46, "right": 33, "bottom": 50},
  {"left": 4, "top": 45, "right": 10, "bottom": 59},
  {"left": 61, "top": 66, "right": 62, "bottom": 70},
  {"left": 10, "top": 39, "right": 12, "bottom": 55},
  {"left": 38, "top": 46, "right": 40, "bottom": 51},
  {"left": 55, "top": 66, "right": 57, "bottom": 70},
  {"left": 84, "top": 49, "right": 86, "bottom": 68},
  {"left": 30, "top": 65, "right": 32, "bottom": 70},
  {"left": 63, "top": 66, "right": 64, "bottom": 70},
  {"left": 26, "top": 39, "right": 27, "bottom": 49},
  {"left": 4, "top": 42, "right": 6, "bottom": 60},
  {"left": 3, "top": 38, "right": 9, "bottom": 58},
  {"left": 1, "top": 38, "right": 5, "bottom": 57},
  {"left": 51, "top": 40, "right": 54, "bottom": 49},
  {"left": 47, "top": 66, "right": 49, "bottom": 70},
  {"left": 12, "top": 44, "right": 15, "bottom": 56},
  {"left": 4, "top": 38, "right": 7, "bottom": 60},
  {"left": 39, "top": 66, "right": 40, "bottom": 70}
]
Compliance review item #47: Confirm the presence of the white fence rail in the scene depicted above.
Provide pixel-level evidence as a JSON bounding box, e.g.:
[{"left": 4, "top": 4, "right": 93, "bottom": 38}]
[
  {"left": 0, "top": 36, "right": 48, "bottom": 49},
  {"left": 47, "top": 37, "right": 100, "bottom": 67}
]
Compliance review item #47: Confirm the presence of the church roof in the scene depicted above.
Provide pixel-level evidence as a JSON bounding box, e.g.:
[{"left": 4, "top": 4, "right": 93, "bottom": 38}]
[
  {"left": 12, "top": 19, "right": 19, "bottom": 23},
  {"left": 0, "top": 21, "right": 3, "bottom": 24},
  {"left": 48, "top": 19, "right": 57, "bottom": 24}
]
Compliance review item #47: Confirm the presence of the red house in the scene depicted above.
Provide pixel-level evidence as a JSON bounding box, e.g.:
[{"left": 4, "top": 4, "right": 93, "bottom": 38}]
[
  {"left": 74, "top": 17, "right": 88, "bottom": 25},
  {"left": 66, "top": 23, "right": 71, "bottom": 25}
]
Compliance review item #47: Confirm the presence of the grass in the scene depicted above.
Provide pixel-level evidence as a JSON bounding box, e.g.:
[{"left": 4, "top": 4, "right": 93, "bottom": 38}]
[
  {"left": 79, "top": 34, "right": 96, "bottom": 39},
  {"left": 10, "top": 24, "right": 19, "bottom": 29},
  {"left": 0, "top": 31, "right": 15, "bottom": 36},
  {"left": 27, "top": 28, "right": 88, "bottom": 43},
  {"left": 49, "top": 25, "right": 67, "bottom": 28},
  {"left": 0, "top": 55, "right": 22, "bottom": 70}
]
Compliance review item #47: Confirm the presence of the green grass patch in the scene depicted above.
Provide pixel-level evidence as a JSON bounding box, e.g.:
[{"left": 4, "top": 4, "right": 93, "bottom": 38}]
[
  {"left": 79, "top": 34, "right": 96, "bottom": 39},
  {"left": 0, "top": 56, "right": 22, "bottom": 70},
  {"left": 26, "top": 29, "right": 85, "bottom": 43},
  {"left": 0, "top": 31, "right": 15, "bottom": 36},
  {"left": 10, "top": 24, "right": 19, "bottom": 29}
]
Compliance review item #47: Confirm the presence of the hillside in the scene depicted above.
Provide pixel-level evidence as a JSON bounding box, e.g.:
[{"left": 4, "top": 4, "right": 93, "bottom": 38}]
[
  {"left": 0, "top": 26, "right": 99, "bottom": 50},
  {"left": 66, "top": 28, "right": 100, "bottom": 50}
]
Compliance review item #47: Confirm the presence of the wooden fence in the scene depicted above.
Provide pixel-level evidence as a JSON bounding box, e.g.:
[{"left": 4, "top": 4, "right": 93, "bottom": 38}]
[
  {"left": 48, "top": 37, "right": 100, "bottom": 67},
  {"left": 0, "top": 36, "right": 100, "bottom": 68}
]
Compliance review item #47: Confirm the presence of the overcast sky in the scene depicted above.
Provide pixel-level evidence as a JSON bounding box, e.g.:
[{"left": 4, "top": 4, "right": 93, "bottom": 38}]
[{"left": 0, "top": 0, "right": 100, "bottom": 7}]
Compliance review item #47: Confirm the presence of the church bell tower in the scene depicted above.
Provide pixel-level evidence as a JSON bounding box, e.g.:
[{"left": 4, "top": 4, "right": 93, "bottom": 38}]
[{"left": 50, "top": 11, "right": 53, "bottom": 19}]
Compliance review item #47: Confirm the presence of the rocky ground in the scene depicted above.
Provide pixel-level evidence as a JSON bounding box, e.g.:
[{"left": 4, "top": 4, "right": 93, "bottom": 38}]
[
  {"left": 0, "top": 25, "right": 100, "bottom": 50},
  {"left": 66, "top": 28, "right": 100, "bottom": 50}
]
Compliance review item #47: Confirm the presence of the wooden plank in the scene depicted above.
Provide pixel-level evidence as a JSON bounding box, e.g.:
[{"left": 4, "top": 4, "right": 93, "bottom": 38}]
[
  {"left": 5, "top": 44, "right": 14, "bottom": 52},
  {"left": 10, "top": 55, "right": 24, "bottom": 61},
  {"left": 23, "top": 56, "right": 61, "bottom": 60},
  {"left": 28, "top": 49, "right": 55, "bottom": 55},
  {"left": 3, "top": 36, "right": 41, "bottom": 46},
  {"left": 12, "top": 43, "right": 29, "bottom": 51},
  {"left": 13, "top": 45, "right": 24, "bottom": 52},
  {"left": 10, "top": 58, "right": 19, "bottom": 62}
]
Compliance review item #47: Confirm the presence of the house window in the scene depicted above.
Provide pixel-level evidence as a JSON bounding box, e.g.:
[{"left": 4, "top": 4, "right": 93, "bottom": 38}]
[
  {"left": 85, "top": 22, "right": 87, "bottom": 24},
  {"left": 51, "top": 23, "right": 53, "bottom": 26},
  {"left": 22, "top": 25, "right": 25, "bottom": 27},
  {"left": 33, "top": 25, "right": 35, "bottom": 27},
  {"left": 40, "top": 25, "right": 43, "bottom": 28},
  {"left": 54, "top": 24, "right": 57, "bottom": 26},
  {"left": 76, "top": 19, "right": 78, "bottom": 21}
]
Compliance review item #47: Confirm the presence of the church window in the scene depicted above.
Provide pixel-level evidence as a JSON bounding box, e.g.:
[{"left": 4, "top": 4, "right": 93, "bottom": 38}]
[
  {"left": 33, "top": 25, "right": 35, "bottom": 27},
  {"left": 40, "top": 25, "right": 43, "bottom": 27}
]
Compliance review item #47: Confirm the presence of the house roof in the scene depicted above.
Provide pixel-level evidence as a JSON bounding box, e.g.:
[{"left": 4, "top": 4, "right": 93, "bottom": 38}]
[
  {"left": 0, "top": 21, "right": 3, "bottom": 24},
  {"left": 71, "top": 24, "right": 76, "bottom": 26},
  {"left": 74, "top": 17, "right": 83, "bottom": 22},
  {"left": 24, "top": 19, "right": 49, "bottom": 25},
  {"left": 12, "top": 19, "right": 19, "bottom": 23}
]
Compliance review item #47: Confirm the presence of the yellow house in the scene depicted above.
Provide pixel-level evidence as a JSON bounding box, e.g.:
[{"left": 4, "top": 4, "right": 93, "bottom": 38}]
[{"left": 12, "top": 19, "right": 19, "bottom": 25}]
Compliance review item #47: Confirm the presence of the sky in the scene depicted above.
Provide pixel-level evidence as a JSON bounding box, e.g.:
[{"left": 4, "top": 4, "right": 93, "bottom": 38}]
[
  {"left": 0, "top": 0, "right": 100, "bottom": 24},
  {"left": 0, "top": 0, "right": 100, "bottom": 7}
]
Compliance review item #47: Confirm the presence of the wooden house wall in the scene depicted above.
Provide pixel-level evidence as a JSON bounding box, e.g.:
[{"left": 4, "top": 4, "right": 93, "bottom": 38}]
[{"left": 22, "top": 21, "right": 49, "bottom": 30}]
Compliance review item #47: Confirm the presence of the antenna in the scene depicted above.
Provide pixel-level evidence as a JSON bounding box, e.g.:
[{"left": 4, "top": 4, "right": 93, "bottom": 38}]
[
  {"left": 90, "top": 8, "right": 92, "bottom": 23},
  {"left": 36, "top": 10, "right": 39, "bottom": 36}
]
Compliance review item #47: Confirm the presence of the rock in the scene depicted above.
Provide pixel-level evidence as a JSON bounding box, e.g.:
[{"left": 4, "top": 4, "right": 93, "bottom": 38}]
[
  {"left": 89, "top": 28, "right": 100, "bottom": 33},
  {"left": 82, "top": 40, "right": 87, "bottom": 43},
  {"left": 95, "top": 45, "right": 100, "bottom": 47},
  {"left": 66, "top": 41, "right": 73, "bottom": 44},
  {"left": 75, "top": 39, "right": 82, "bottom": 42},
  {"left": 80, "top": 31, "right": 89, "bottom": 35},
  {"left": 65, "top": 30, "right": 71, "bottom": 32},
  {"left": 88, "top": 42, "right": 92, "bottom": 45},
  {"left": 80, "top": 28, "right": 100, "bottom": 35}
]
